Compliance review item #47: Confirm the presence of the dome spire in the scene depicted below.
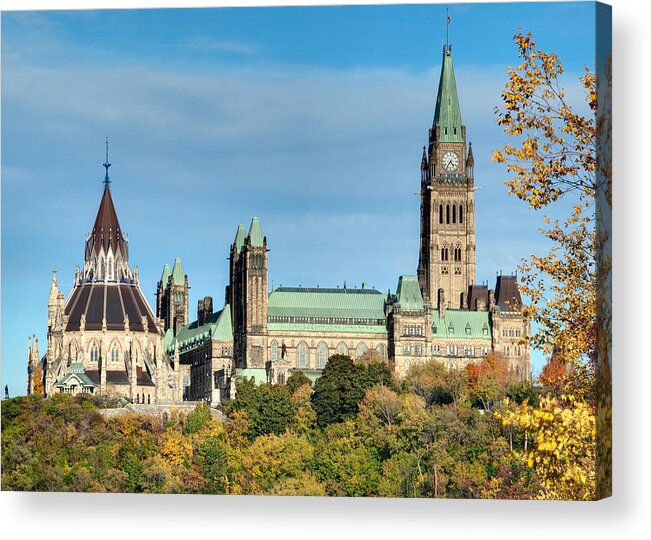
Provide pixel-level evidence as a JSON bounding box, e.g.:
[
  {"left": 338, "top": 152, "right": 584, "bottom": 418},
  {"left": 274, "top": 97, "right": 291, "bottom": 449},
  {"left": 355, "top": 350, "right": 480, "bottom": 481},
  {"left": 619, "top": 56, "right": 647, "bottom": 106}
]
[{"left": 103, "top": 137, "right": 111, "bottom": 187}]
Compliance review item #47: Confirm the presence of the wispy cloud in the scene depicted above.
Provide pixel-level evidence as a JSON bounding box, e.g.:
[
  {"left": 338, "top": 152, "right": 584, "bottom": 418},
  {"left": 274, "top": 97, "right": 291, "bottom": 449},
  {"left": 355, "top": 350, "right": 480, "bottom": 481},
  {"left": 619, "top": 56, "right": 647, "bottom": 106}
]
[{"left": 177, "top": 36, "right": 260, "bottom": 55}]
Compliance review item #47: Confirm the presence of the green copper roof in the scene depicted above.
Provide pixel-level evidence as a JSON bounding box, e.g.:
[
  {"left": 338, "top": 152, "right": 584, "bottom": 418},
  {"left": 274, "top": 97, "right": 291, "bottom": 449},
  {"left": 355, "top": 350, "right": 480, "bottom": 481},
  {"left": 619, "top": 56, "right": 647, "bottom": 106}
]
[
  {"left": 233, "top": 224, "right": 246, "bottom": 252},
  {"left": 54, "top": 364, "right": 96, "bottom": 388},
  {"left": 171, "top": 258, "right": 185, "bottom": 285},
  {"left": 248, "top": 217, "right": 264, "bottom": 247},
  {"left": 433, "top": 45, "right": 464, "bottom": 143},
  {"left": 164, "top": 328, "right": 175, "bottom": 350},
  {"left": 431, "top": 309, "right": 491, "bottom": 341},
  {"left": 211, "top": 304, "right": 232, "bottom": 341},
  {"left": 395, "top": 276, "right": 424, "bottom": 310},
  {"left": 169, "top": 305, "right": 234, "bottom": 354},
  {"left": 268, "top": 323, "right": 388, "bottom": 335},
  {"left": 238, "top": 368, "right": 268, "bottom": 386},
  {"left": 268, "top": 287, "right": 386, "bottom": 320},
  {"left": 160, "top": 264, "right": 171, "bottom": 286}
]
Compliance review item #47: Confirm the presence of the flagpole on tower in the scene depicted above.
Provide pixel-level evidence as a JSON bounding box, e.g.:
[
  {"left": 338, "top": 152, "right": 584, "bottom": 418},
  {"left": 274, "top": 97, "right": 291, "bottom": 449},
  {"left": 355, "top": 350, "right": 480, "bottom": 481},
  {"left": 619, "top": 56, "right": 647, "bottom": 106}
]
[{"left": 446, "top": 7, "right": 449, "bottom": 48}]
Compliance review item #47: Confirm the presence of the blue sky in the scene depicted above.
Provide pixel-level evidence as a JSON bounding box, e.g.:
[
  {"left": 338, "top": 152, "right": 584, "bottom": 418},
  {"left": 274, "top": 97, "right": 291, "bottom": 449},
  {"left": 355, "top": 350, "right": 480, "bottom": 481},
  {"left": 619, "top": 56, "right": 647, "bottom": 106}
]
[{"left": 1, "top": 2, "right": 598, "bottom": 396}]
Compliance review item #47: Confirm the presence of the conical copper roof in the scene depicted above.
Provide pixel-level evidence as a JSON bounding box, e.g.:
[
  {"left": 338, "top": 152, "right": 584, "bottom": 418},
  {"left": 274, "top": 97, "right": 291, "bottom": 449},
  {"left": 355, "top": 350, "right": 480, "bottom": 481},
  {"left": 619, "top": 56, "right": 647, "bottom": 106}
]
[{"left": 90, "top": 184, "right": 125, "bottom": 256}]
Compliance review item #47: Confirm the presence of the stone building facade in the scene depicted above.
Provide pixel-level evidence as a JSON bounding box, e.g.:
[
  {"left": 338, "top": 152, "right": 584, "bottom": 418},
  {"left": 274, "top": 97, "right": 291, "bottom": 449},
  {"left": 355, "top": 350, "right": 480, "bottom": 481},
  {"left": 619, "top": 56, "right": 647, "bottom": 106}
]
[
  {"left": 29, "top": 43, "right": 530, "bottom": 404},
  {"left": 168, "top": 46, "right": 530, "bottom": 403}
]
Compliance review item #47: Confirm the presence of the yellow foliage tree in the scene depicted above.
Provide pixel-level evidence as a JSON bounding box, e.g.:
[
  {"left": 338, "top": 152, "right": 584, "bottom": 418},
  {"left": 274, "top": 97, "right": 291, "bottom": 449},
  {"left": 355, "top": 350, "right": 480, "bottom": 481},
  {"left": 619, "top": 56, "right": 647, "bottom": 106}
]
[
  {"left": 492, "top": 30, "right": 610, "bottom": 499},
  {"left": 160, "top": 430, "right": 192, "bottom": 468},
  {"left": 492, "top": 30, "right": 597, "bottom": 364},
  {"left": 497, "top": 395, "right": 595, "bottom": 500},
  {"left": 33, "top": 363, "right": 44, "bottom": 395}
]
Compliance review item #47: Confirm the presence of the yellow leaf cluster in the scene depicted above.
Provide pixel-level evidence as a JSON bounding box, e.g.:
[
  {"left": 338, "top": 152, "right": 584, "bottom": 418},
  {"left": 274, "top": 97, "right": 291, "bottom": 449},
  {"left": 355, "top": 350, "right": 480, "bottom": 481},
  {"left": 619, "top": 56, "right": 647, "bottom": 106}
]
[{"left": 496, "top": 394, "right": 595, "bottom": 500}]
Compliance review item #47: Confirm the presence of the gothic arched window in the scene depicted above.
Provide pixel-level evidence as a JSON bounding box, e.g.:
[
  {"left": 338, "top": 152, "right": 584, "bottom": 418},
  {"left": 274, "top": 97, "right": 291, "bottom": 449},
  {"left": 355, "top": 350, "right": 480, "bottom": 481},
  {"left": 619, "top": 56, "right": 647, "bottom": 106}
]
[
  {"left": 270, "top": 340, "right": 278, "bottom": 362},
  {"left": 317, "top": 342, "right": 328, "bottom": 369},
  {"left": 337, "top": 342, "right": 348, "bottom": 356},
  {"left": 452, "top": 205, "right": 456, "bottom": 223},
  {"left": 297, "top": 341, "right": 309, "bottom": 369},
  {"left": 459, "top": 205, "right": 463, "bottom": 223},
  {"left": 439, "top": 205, "right": 443, "bottom": 224},
  {"left": 355, "top": 342, "right": 367, "bottom": 358},
  {"left": 446, "top": 205, "right": 450, "bottom": 224},
  {"left": 111, "top": 345, "right": 119, "bottom": 362},
  {"left": 90, "top": 343, "right": 99, "bottom": 362}
]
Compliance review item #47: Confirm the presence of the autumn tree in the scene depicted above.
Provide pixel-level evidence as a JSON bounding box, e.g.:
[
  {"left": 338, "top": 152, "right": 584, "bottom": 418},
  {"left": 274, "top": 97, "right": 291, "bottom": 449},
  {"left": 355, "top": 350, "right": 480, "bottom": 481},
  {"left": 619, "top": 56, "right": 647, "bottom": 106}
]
[
  {"left": 496, "top": 395, "right": 595, "bottom": 500},
  {"left": 493, "top": 30, "right": 597, "bottom": 365},
  {"left": 32, "top": 363, "right": 44, "bottom": 395},
  {"left": 465, "top": 352, "right": 510, "bottom": 411},
  {"left": 493, "top": 30, "right": 610, "bottom": 498}
]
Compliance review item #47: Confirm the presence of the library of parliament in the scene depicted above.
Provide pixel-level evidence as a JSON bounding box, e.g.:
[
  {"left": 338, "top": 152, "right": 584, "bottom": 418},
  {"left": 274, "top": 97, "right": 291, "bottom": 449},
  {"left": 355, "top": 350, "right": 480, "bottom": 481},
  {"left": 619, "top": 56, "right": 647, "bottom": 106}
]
[{"left": 27, "top": 44, "right": 531, "bottom": 403}]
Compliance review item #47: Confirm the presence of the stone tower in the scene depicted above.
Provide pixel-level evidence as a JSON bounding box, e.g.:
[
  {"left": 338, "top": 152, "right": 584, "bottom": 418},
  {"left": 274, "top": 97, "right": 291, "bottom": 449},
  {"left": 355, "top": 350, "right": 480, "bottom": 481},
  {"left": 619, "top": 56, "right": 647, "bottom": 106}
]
[
  {"left": 417, "top": 44, "right": 476, "bottom": 309},
  {"left": 157, "top": 258, "right": 189, "bottom": 334},
  {"left": 231, "top": 217, "right": 268, "bottom": 369},
  {"left": 228, "top": 223, "right": 247, "bottom": 344}
]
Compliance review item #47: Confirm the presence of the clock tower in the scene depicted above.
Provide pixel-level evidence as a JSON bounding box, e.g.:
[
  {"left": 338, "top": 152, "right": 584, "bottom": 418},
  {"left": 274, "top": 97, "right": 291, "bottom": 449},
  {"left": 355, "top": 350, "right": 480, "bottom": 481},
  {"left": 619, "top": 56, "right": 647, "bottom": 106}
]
[{"left": 417, "top": 43, "right": 476, "bottom": 309}]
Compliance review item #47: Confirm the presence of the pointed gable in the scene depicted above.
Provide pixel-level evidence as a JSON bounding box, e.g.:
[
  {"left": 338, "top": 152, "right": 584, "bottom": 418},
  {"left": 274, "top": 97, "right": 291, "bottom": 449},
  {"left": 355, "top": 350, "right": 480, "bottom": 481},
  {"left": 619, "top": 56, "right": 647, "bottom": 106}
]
[{"left": 433, "top": 44, "right": 464, "bottom": 143}]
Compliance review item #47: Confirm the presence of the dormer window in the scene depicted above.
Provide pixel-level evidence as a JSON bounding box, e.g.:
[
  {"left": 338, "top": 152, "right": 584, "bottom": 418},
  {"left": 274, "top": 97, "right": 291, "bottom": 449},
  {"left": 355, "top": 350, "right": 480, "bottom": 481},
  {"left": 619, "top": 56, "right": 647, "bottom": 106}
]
[
  {"left": 465, "top": 323, "right": 471, "bottom": 335},
  {"left": 482, "top": 324, "right": 489, "bottom": 336},
  {"left": 448, "top": 323, "right": 454, "bottom": 335}
]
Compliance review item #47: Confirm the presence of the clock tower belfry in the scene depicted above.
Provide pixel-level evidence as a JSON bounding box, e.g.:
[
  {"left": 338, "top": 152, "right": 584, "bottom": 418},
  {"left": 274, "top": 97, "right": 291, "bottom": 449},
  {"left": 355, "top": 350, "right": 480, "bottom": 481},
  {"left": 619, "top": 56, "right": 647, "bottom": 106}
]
[{"left": 417, "top": 43, "right": 476, "bottom": 309}]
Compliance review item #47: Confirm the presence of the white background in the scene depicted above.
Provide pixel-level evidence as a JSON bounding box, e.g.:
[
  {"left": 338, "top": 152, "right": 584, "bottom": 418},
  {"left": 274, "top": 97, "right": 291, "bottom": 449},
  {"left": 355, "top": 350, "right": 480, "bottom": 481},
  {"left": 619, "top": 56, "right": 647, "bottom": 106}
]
[{"left": 1, "top": 0, "right": 647, "bottom": 539}]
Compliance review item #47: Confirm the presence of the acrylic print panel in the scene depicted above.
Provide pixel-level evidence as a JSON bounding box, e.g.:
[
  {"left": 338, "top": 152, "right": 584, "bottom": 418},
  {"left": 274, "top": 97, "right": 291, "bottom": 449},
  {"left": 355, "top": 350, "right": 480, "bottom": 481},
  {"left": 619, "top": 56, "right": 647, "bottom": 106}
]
[{"left": 1, "top": 1, "right": 611, "bottom": 499}]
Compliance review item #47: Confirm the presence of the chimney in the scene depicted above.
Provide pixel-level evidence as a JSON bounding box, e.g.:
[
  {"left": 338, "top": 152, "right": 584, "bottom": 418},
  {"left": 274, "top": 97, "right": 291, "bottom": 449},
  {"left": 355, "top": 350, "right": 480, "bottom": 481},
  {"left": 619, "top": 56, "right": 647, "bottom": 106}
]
[{"left": 198, "top": 296, "right": 214, "bottom": 326}]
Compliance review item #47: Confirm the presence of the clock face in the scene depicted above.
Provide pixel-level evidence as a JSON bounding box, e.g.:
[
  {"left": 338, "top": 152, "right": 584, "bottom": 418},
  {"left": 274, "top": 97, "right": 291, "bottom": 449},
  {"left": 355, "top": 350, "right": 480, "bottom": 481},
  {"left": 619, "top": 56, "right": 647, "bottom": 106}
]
[{"left": 443, "top": 151, "right": 459, "bottom": 172}]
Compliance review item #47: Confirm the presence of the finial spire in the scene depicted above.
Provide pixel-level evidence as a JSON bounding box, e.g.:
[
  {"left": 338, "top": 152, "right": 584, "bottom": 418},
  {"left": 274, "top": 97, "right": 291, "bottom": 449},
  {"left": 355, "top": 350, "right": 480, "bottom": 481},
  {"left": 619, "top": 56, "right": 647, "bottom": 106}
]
[
  {"left": 446, "top": 8, "right": 451, "bottom": 50},
  {"left": 103, "top": 137, "right": 111, "bottom": 187}
]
